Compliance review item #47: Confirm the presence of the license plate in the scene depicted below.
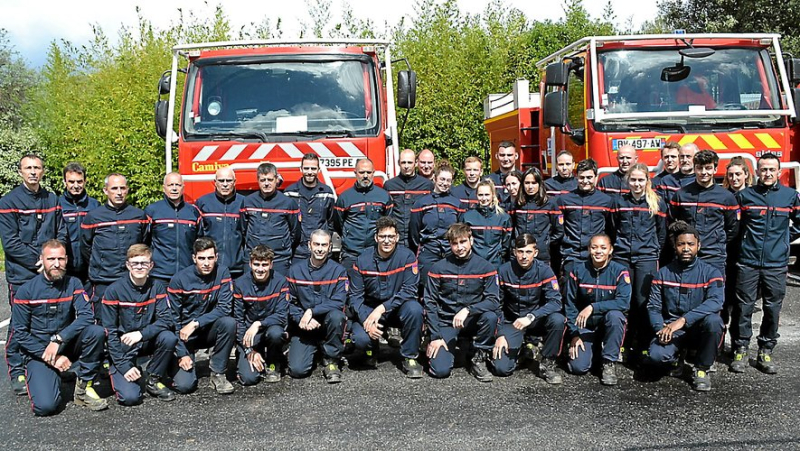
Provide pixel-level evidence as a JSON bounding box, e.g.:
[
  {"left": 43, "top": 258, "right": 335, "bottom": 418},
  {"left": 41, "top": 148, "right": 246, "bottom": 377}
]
[
  {"left": 319, "top": 157, "right": 357, "bottom": 168},
  {"left": 612, "top": 138, "right": 665, "bottom": 151}
]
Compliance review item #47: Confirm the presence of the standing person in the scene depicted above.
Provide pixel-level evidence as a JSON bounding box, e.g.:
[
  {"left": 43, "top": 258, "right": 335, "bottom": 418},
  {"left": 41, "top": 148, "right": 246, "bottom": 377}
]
[
  {"left": 285, "top": 230, "right": 348, "bottom": 383},
  {"left": 424, "top": 223, "right": 500, "bottom": 382},
  {"left": 408, "top": 163, "right": 464, "bottom": 281},
  {"left": 730, "top": 153, "right": 800, "bottom": 374},
  {"left": 723, "top": 157, "right": 753, "bottom": 193},
  {"left": 610, "top": 163, "right": 667, "bottom": 359},
  {"left": 512, "top": 167, "right": 562, "bottom": 266},
  {"left": 597, "top": 144, "right": 638, "bottom": 200},
  {"left": 461, "top": 181, "right": 512, "bottom": 267},
  {"left": 233, "top": 245, "right": 289, "bottom": 385},
  {"left": 101, "top": 244, "right": 177, "bottom": 405},
  {"left": 145, "top": 173, "right": 202, "bottom": 282},
  {"left": 0, "top": 153, "right": 67, "bottom": 395},
  {"left": 81, "top": 173, "right": 149, "bottom": 320},
  {"left": 651, "top": 141, "right": 681, "bottom": 194},
  {"left": 451, "top": 156, "right": 484, "bottom": 211},
  {"left": 491, "top": 234, "right": 565, "bottom": 384},
  {"left": 284, "top": 153, "right": 335, "bottom": 260},
  {"left": 58, "top": 162, "right": 100, "bottom": 282},
  {"left": 334, "top": 158, "right": 392, "bottom": 269},
  {"left": 384, "top": 149, "right": 433, "bottom": 248},
  {"left": 721, "top": 157, "right": 752, "bottom": 336},
  {"left": 242, "top": 162, "right": 301, "bottom": 276},
  {"left": 644, "top": 221, "right": 724, "bottom": 391},
  {"left": 12, "top": 240, "right": 107, "bottom": 415},
  {"left": 564, "top": 234, "right": 631, "bottom": 386},
  {"left": 196, "top": 167, "right": 246, "bottom": 277},
  {"left": 501, "top": 170, "right": 523, "bottom": 214},
  {"left": 417, "top": 149, "right": 436, "bottom": 182},
  {"left": 657, "top": 143, "right": 698, "bottom": 203},
  {"left": 348, "top": 217, "right": 424, "bottom": 377},
  {"left": 168, "top": 237, "right": 236, "bottom": 395},
  {"left": 545, "top": 150, "right": 577, "bottom": 197},
  {"left": 487, "top": 141, "right": 519, "bottom": 191}
]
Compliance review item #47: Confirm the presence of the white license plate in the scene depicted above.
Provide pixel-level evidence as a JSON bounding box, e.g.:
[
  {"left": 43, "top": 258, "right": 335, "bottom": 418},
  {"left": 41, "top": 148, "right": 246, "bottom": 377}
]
[
  {"left": 319, "top": 157, "right": 357, "bottom": 168},
  {"left": 612, "top": 138, "right": 665, "bottom": 151}
]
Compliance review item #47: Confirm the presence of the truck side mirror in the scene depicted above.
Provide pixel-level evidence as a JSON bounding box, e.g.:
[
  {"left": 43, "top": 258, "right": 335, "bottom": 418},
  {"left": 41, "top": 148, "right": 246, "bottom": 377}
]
[
  {"left": 397, "top": 70, "right": 417, "bottom": 109},
  {"left": 155, "top": 100, "right": 169, "bottom": 139},
  {"left": 545, "top": 62, "right": 568, "bottom": 87},
  {"left": 543, "top": 91, "right": 568, "bottom": 127},
  {"left": 792, "top": 88, "right": 800, "bottom": 124},
  {"left": 787, "top": 58, "right": 800, "bottom": 86},
  {"left": 158, "top": 72, "right": 171, "bottom": 95}
]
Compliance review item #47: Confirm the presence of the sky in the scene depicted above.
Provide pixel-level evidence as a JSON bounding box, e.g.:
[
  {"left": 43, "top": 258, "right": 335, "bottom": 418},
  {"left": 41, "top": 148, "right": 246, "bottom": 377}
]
[{"left": 2, "top": 0, "right": 660, "bottom": 67}]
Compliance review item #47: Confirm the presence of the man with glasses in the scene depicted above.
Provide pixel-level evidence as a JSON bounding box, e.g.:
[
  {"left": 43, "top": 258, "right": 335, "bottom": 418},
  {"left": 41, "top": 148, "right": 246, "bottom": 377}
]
[
  {"left": 284, "top": 153, "right": 336, "bottom": 260},
  {"left": 384, "top": 149, "right": 433, "bottom": 248},
  {"left": 196, "top": 167, "right": 246, "bottom": 277}
]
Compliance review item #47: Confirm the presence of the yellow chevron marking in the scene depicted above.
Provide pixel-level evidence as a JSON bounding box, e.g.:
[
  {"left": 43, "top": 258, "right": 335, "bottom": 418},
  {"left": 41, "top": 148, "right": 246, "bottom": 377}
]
[
  {"left": 701, "top": 135, "right": 726, "bottom": 150},
  {"left": 728, "top": 134, "right": 754, "bottom": 149},
  {"left": 755, "top": 133, "right": 781, "bottom": 149},
  {"left": 678, "top": 135, "right": 698, "bottom": 145}
]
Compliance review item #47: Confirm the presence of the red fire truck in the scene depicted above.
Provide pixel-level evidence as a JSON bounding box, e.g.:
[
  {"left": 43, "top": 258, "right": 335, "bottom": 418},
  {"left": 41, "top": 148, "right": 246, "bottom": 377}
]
[
  {"left": 155, "top": 39, "right": 416, "bottom": 201},
  {"left": 484, "top": 33, "right": 800, "bottom": 185}
]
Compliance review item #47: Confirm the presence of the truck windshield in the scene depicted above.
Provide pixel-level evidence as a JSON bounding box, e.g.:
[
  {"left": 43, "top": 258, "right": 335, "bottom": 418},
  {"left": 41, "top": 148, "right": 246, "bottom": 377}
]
[
  {"left": 598, "top": 47, "right": 782, "bottom": 123},
  {"left": 182, "top": 57, "right": 379, "bottom": 140}
]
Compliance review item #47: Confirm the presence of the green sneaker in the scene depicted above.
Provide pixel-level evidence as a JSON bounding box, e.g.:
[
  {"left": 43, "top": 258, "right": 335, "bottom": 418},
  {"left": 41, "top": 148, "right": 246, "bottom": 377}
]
[
  {"left": 264, "top": 363, "right": 281, "bottom": 383},
  {"left": 692, "top": 369, "right": 711, "bottom": 392},
  {"left": 11, "top": 375, "right": 27, "bottom": 396},
  {"left": 756, "top": 349, "right": 777, "bottom": 374},
  {"left": 729, "top": 348, "right": 748, "bottom": 373},
  {"left": 402, "top": 358, "right": 423, "bottom": 379},
  {"left": 74, "top": 379, "right": 109, "bottom": 411}
]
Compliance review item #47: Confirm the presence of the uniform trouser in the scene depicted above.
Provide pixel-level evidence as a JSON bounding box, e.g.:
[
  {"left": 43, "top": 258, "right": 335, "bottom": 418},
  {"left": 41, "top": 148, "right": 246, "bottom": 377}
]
[
  {"left": 733, "top": 264, "right": 788, "bottom": 351},
  {"left": 428, "top": 311, "right": 499, "bottom": 379},
  {"left": 722, "top": 256, "right": 739, "bottom": 326},
  {"left": 645, "top": 314, "right": 723, "bottom": 370},
  {"left": 287, "top": 309, "right": 346, "bottom": 378},
  {"left": 614, "top": 258, "right": 658, "bottom": 349},
  {"left": 566, "top": 310, "right": 627, "bottom": 375},
  {"left": 492, "top": 313, "right": 566, "bottom": 376},
  {"left": 88, "top": 282, "right": 112, "bottom": 323},
  {"left": 172, "top": 317, "right": 236, "bottom": 394},
  {"left": 351, "top": 300, "right": 424, "bottom": 359},
  {"left": 109, "top": 330, "right": 178, "bottom": 406},
  {"left": 236, "top": 325, "right": 285, "bottom": 386},
  {"left": 26, "top": 324, "right": 105, "bottom": 416},
  {"left": 6, "top": 283, "right": 23, "bottom": 379}
]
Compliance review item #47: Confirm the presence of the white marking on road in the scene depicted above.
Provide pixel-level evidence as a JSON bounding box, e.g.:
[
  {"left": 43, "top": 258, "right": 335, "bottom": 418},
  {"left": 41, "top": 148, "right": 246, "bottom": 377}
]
[{"left": 0, "top": 318, "right": 8, "bottom": 329}]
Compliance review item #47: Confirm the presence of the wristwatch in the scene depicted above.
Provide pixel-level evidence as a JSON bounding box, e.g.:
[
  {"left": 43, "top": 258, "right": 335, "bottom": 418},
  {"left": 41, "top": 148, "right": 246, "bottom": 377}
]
[
  {"left": 50, "top": 334, "right": 63, "bottom": 344},
  {"left": 525, "top": 313, "right": 535, "bottom": 322}
]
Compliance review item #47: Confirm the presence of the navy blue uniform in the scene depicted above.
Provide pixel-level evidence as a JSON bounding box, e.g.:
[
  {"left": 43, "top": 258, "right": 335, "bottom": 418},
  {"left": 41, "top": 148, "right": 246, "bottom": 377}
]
[
  {"left": 384, "top": 173, "right": 433, "bottom": 247},
  {"left": 732, "top": 182, "right": 800, "bottom": 352},
  {"left": 564, "top": 260, "right": 631, "bottom": 374},
  {"left": 145, "top": 197, "right": 202, "bottom": 281},
  {"left": 284, "top": 181, "right": 335, "bottom": 260},
  {"left": 12, "top": 274, "right": 104, "bottom": 416},
  {"left": 491, "top": 260, "right": 565, "bottom": 376},
  {"left": 334, "top": 183, "right": 392, "bottom": 266},
  {"left": 59, "top": 191, "right": 100, "bottom": 280},
  {"left": 644, "top": 257, "right": 724, "bottom": 370},
  {"left": 656, "top": 171, "right": 694, "bottom": 204},
  {"left": 242, "top": 191, "right": 301, "bottom": 277},
  {"left": 424, "top": 253, "right": 500, "bottom": 378},
  {"left": 557, "top": 189, "right": 613, "bottom": 267},
  {"left": 487, "top": 170, "right": 512, "bottom": 206},
  {"left": 512, "top": 198, "right": 563, "bottom": 263},
  {"left": 101, "top": 276, "right": 176, "bottom": 405},
  {"left": 196, "top": 192, "right": 246, "bottom": 276},
  {"left": 544, "top": 175, "right": 577, "bottom": 197},
  {"left": 451, "top": 183, "right": 479, "bottom": 211},
  {"left": 285, "top": 258, "right": 348, "bottom": 378},
  {"left": 348, "top": 246, "right": 422, "bottom": 360},
  {"left": 167, "top": 265, "right": 236, "bottom": 393},
  {"left": 597, "top": 170, "right": 630, "bottom": 200},
  {"left": 461, "top": 206, "right": 513, "bottom": 267},
  {"left": 233, "top": 270, "right": 289, "bottom": 385},
  {"left": 408, "top": 191, "right": 464, "bottom": 279}
]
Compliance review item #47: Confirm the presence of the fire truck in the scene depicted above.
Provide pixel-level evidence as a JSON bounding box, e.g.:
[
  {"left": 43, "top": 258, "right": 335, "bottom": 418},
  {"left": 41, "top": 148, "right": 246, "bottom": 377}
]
[
  {"left": 155, "top": 39, "right": 416, "bottom": 201},
  {"left": 484, "top": 33, "right": 800, "bottom": 186}
]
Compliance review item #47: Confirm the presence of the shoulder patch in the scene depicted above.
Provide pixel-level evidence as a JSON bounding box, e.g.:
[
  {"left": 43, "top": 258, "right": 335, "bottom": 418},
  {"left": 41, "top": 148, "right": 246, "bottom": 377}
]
[
  {"left": 558, "top": 214, "right": 564, "bottom": 225},
  {"left": 412, "top": 262, "right": 419, "bottom": 275},
  {"left": 623, "top": 271, "right": 631, "bottom": 284},
  {"left": 345, "top": 279, "right": 349, "bottom": 292},
  {"left": 551, "top": 279, "right": 560, "bottom": 291}
]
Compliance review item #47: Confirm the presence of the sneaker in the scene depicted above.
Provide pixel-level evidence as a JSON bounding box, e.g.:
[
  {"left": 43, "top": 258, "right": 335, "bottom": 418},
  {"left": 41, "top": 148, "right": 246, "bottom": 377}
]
[
  {"left": 729, "top": 348, "right": 748, "bottom": 373},
  {"left": 363, "top": 349, "right": 378, "bottom": 369},
  {"left": 387, "top": 327, "right": 403, "bottom": 348},
  {"left": 74, "top": 379, "right": 109, "bottom": 411},
  {"left": 601, "top": 361, "right": 618, "bottom": 386},
  {"left": 668, "top": 359, "right": 686, "bottom": 378},
  {"left": 11, "top": 375, "right": 27, "bottom": 396},
  {"left": 692, "top": 368, "right": 711, "bottom": 392},
  {"left": 521, "top": 342, "right": 538, "bottom": 362},
  {"left": 469, "top": 350, "right": 493, "bottom": 382},
  {"left": 146, "top": 377, "right": 175, "bottom": 402},
  {"left": 402, "top": 358, "right": 423, "bottom": 379},
  {"left": 539, "top": 358, "right": 562, "bottom": 385},
  {"left": 756, "top": 349, "right": 778, "bottom": 374},
  {"left": 323, "top": 359, "right": 342, "bottom": 384},
  {"left": 210, "top": 373, "right": 234, "bottom": 394},
  {"left": 263, "top": 363, "right": 281, "bottom": 383}
]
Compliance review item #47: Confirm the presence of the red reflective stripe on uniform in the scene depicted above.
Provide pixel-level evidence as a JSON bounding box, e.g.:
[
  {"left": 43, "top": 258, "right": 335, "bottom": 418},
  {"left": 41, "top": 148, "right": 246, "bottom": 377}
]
[
  {"left": 546, "top": 190, "right": 571, "bottom": 195},
  {"left": 241, "top": 290, "right": 287, "bottom": 302},
  {"left": 598, "top": 188, "right": 630, "bottom": 194},
  {"left": 578, "top": 283, "right": 617, "bottom": 290},
  {"left": 335, "top": 202, "right": 386, "bottom": 212},
  {"left": 62, "top": 211, "right": 88, "bottom": 218},
  {"left": 460, "top": 199, "right": 480, "bottom": 204},
  {"left": 669, "top": 201, "right": 736, "bottom": 210},
  {"left": 154, "top": 219, "right": 198, "bottom": 226},
  {"left": 242, "top": 208, "right": 300, "bottom": 214},
  {"left": 561, "top": 205, "right": 612, "bottom": 212},
  {"left": 201, "top": 212, "right": 240, "bottom": 218},
  {"left": 515, "top": 209, "right": 560, "bottom": 215},
  {"left": 356, "top": 262, "right": 414, "bottom": 277},
  {"left": 470, "top": 226, "right": 513, "bottom": 232},
  {"left": 428, "top": 271, "right": 497, "bottom": 279},
  {"left": 617, "top": 207, "right": 653, "bottom": 213},
  {"left": 14, "top": 295, "right": 73, "bottom": 305},
  {"left": 501, "top": 276, "right": 557, "bottom": 290},
  {"left": 287, "top": 278, "right": 342, "bottom": 286},
  {"left": 167, "top": 278, "right": 231, "bottom": 295},
  {"left": 0, "top": 206, "right": 61, "bottom": 215},
  {"left": 388, "top": 190, "right": 430, "bottom": 195},
  {"left": 81, "top": 219, "right": 149, "bottom": 229},
  {"left": 741, "top": 205, "right": 792, "bottom": 213},
  {"left": 654, "top": 277, "right": 723, "bottom": 289},
  {"left": 410, "top": 204, "right": 464, "bottom": 213},
  {"left": 102, "top": 297, "right": 159, "bottom": 307}
]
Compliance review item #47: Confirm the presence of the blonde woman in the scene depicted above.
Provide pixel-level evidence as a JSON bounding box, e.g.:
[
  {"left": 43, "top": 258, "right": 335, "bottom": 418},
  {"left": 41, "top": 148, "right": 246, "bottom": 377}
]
[{"left": 461, "top": 180, "right": 513, "bottom": 267}]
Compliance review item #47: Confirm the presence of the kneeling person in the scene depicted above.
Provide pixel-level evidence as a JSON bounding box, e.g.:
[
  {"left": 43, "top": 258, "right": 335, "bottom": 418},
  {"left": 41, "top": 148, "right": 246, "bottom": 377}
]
[
  {"left": 492, "top": 234, "right": 565, "bottom": 384},
  {"left": 349, "top": 217, "right": 424, "bottom": 377},
  {"left": 234, "top": 245, "right": 289, "bottom": 385},
  {"left": 101, "top": 244, "right": 177, "bottom": 404}
]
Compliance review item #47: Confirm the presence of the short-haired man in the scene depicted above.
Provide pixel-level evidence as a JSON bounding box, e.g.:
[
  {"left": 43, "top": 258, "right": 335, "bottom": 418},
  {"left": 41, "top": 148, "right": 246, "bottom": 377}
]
[
  {"left": 597, "top": 144, "right": 637, "bottom": 199},
  {"left": 168, "top": 237, "right": 236, "bottom": 395},
  {"left": 284, "top": 153, "right": 335, "bottom": 260},
  {"left": 491, "top": 234, "right": 565, "bottom": 384},
  {"left": 101, "top": 244, "right": 177, "bottom": 404},
  {"left": 417, "top": 149, "right": 436, "bottom": 182},
  {"left": 334, "top": 158, "right": 392, "bottom": 268},
  {"left": 657, "top": 143, "right": 698, "bottom": 203},
  {"left": 348, "top": 217, "right": 423, "bottom": 377},
  {"left": 384, "top": 149, "right": 433, "bottom": 248},
  {"left": 451, "top": 156, "right": 483, "bottom": 211},
  {"left": 488, "top": 141, "right": 519, "bottom": 192},
  {"left": 564, "top": 234, "right": 631, "bottom": 386},
  {"left": 145, "top": 172, "right": 202, "bottom": 282},
  {"left": 58, "top": 162, "right": 100, "bottom": 282},
  {"left": 243, "top": 162, "right": 301, "bottom": 276},
  {"left": 196, "top": 167, "right": 246, "bottom": 277},
  {"left": 424, "top": 223, "right": 500, "bottom": 382},
  {"left": 82, "top": 173, "right": 149, "bottom": 319},
  {"left": 730, "top": 153, "right": 800, "bottom": 374},
  {"left": 233, "top": 245, "right": 289, "bottom": 385},
  {"left": 1, "top": 153, "right": 68, "bottom": 395},
  {"left": 12, "top": 240, "right": 107, "bottom": 415},
  {"left": 545, "top": 151, "right": 577, "bottom": 197},
  {"left": 286, "top": 229, "right": 348, "bottom": 383},
  {"left": 651, "top": 141, "right": 681, "bottom": 194}
]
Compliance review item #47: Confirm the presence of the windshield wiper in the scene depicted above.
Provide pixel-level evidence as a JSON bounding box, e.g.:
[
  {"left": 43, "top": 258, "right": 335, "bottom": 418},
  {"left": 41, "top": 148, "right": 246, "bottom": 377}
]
[
  {"left": 191, "top": 130, "right": 268, "bottom": 142},
  {"left": 277, "top": 130, "right": 356, "bottom": 138}
]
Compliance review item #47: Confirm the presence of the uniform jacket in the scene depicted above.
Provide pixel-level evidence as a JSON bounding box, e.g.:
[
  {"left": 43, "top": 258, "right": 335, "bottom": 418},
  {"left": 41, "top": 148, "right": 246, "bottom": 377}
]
[
  {"left": 408, "top": 191, "right": 464, "bottom": 256},
  {"left": 670, "top": 181, "right": 739, "bottom": 266},
  {"left": 498, "top": 259, "right": 561, "bottom": 323},
  {"left": 284, "top": 181, "right": 335, "bottom": 249},
  {"left": 196, "top": 192, "right": 246, "bottom": 274},
  {"left": 286, "top": 258, "right": 348, "bottom": 324},
  {"left": 647, "top": 257, "right": 723, "bottom": 332},
  {"left": 557, "top": 189, "right": 613, "bottom": 262},
  {"left": 656, "top": 171, "right": 694, "bottom": 204},
  {"left": 736, "top": 182, "right": 800, "bottom": 268},
  {"left": 81, "top": 203, "right": 149, "bottom": 284},
  {"left": 383, "top": 174, "right": 433, "bottom": 247},
  {"left": 59, "top": 191, "right": 100, "bottom": 278},
  {"left": 233, "top": 270, "right": 289, "bottom": 345},
  {"left": 611, "top": 193, "right": 667, "bottom": 262},
  {"left": 348, "top": 246, "right": 419, "bottom": 323},
  {"left": 597, "top": 170, "right": 630, "bottom": 199},
  {"left": 451, "top": 183, "right": 479, "bottom": 211},
  {"left": 544, "top": 175, "right": 577, "bottom": 197},
  {"left": 564, "top": 259, "right": 631, "bottom": 337},
  {"left": 242, "top": 191, "right": 301, "bottom": 262},
  {"left": 145, "top": 196, "right": 202, "bottom": 279},
  {"left": 461, "top": 206, "right": 513, "bottom": 267},
  {"left": 512, "top": 198, "right": 563, "bottom": 262},
  {"left": 334, "top": 183, "right": 392, "bottom": 260}
]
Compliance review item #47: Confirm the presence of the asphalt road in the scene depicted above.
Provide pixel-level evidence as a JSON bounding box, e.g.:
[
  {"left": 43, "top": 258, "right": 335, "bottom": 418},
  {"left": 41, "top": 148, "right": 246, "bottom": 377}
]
[{"left": 1, "top": 273, "right": 799, "bottom": 450}]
